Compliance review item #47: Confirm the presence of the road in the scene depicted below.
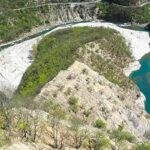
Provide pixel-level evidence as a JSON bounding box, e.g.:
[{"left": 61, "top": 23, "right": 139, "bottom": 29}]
[
  {"left": 10, "top": 0, "right": 150, "bottom": 11},
  {"left": 13, "top": 0, "right": 101, "bottom": 11},
  {"left": 0, "top": 0, "right": 149, "bottom": 13}
]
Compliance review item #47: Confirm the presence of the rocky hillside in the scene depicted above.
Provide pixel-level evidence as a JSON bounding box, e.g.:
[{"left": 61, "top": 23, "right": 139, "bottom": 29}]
[
  {"left": 0, "top": 0, "right": 150, "bottom": 149},
  {"left": 35, "top": 60, "right": 149, "bottom": 139},
  {"left": 0, "top": 26, "right": 149, "bottom": 149},
  {"left": 1, "top": 61, "right": 150, "bottom": 150},
  {"left": 0, "top": 0, "right": 149, "bottom": 43},
  {"left": 0, "top": 4, "right": 96, "bottom": 42}
]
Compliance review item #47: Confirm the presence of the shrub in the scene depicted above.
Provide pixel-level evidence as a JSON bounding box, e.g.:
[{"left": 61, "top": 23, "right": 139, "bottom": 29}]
[
  {"left": 69, "top": 96, "right": 78, "bottom": 106},
  {"left": 69, "top": 96, "right": 79, "bottom": 113},
  {"left": 52, "top": 91, "right": 58, "bottom": 98},
  {"left": 83, "top": 109, "right": 91, "bottom": 118},
  {"left": 135, "top": 142, "right": 150, "bottom": 150},
  {"left": 0, "top": 113, "right": 6, "bottom": 129},
  {"left": 71, "top": 105, "right": 78, "bottom": 113},
  {"left": 93, "top": 132, "right": 110, "bottom": 150},
  {"left": 0, "top": 129, "right": 10, "bottom": 147},
  {"left": 111, "top": 129, "right": 136, "bottom": 143},
  {"left": 94, "top": 119, "right": 106, "bottom": 129}
]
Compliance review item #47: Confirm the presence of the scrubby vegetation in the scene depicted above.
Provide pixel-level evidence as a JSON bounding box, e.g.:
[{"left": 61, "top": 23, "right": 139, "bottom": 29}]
[
  {"left": 111, "top": 128, "right": 136, "bottom": 143},
  {"left": 77, "top": 40, "right": 134, "bottom": 89},
  {"left": 0, "top": 1, "right": 149, "bottom": 149},
  {"left": 16, "top": 27, "right": 131, "bottom": 100},
  {"left": 97, "top": 2, "right": 150, "bottom": 23},
  {"left": 0, "top": 0, "right": 31, "bottom": 10},
  {"left": 106, "top": 0, "right": 147, "bottom": 5},
  {"left": 94, "top": 119, "right": 106, "bottom": 129},
  {"left": 0, "top": 0, "right": 149, "bottom": 43},
  {"left": 0, "top": 96, "right": 140, "bottom": 149},
  {"left": 135, "top": 142, "right": 150, "bottom": 150},
  {"left": 0, "top": 5, "right": 51, "bottom": 42},
  {"left": 69, "top": 96, "right": 79, "bottom": 113}
]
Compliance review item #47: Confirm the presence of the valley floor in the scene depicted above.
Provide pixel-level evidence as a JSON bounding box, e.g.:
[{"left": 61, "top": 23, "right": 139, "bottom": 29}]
[
  {"left": 0, "top": 21, "right": 149, "bottom": 98},
  {"left": 0, "top": 21, "right": 150, "bottom": 150}
]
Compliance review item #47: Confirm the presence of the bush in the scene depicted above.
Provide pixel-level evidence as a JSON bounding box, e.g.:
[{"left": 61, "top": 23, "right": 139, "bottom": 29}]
[
  {"left": 111, "top": 129, "right": 136, "bottom": 143},
  {"left": 0, "top": 113, "right": 6, "bottom": 129},
  {"left": 93, "top": 132, "right": 110, "bottom": 150},
  {"left": 135, "top": 142, "right": 150, "bottom": 150},
  {"left": 83, "top": 109, "right": 91, "bottom": 118},
  {"left": 71, "top": 105, "right": 79, "bottom": 113},
  {"left": 69, "top": 96, "right": 78, "bottom": 106},
  {"left": 94, "top": 119, "right": 106, "bottom": 129},
  {"left": 69, "top": 96, "right": 79, "bottom": 113},
  {"left": 0, "top": 129, "right": 10, "bottom": 147}
]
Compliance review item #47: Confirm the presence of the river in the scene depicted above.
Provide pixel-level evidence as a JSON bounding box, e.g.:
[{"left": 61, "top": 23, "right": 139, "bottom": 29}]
[
  {"left": 130, "top": 52, "right": 150, "bottom": 113},
  {"left": 0, "top": 21, "right": 147, "bottom": 51}
]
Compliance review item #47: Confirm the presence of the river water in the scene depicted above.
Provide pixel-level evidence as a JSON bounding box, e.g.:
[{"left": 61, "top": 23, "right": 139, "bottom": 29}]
[{"left": 130, "top": 51, "right": 150, "bottom": 113}]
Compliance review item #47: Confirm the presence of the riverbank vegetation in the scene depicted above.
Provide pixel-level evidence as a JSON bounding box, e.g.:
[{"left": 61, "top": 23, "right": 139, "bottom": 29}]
[{"left": 15, "top": 27, "right": 132, "bottom": 100}]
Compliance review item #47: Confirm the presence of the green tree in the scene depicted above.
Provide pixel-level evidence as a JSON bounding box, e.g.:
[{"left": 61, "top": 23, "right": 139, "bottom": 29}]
[
  {"left": 49, "top": 104, "right": 66, "bottom": 149},
  {"left": 70, "top": 117, "right": 87, "bottom": 149}
]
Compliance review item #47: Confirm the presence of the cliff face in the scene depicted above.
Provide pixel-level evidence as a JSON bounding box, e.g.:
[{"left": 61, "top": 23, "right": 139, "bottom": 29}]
[{"left": 47, "top": 5, "right": 97, "bottom": 23}]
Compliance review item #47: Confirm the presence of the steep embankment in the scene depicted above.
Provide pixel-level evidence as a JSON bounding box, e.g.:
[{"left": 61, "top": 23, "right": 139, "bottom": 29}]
[
  {"left": 0, "top": 1, "right": 149, "bottom": 43},
  {"left": 0, "top": 3, "right": 96, "bottom": 43}
]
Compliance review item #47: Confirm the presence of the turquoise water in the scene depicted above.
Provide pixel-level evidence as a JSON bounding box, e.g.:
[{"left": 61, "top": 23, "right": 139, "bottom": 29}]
[{"left": 130, "top": 53, "right": 150, "bottom": 113}]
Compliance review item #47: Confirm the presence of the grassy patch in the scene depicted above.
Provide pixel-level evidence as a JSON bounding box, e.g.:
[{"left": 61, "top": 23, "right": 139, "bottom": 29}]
[
  {"left": 111, "top": 129, "right": 136, "bottom": 143},
  {"left": 69, "top": 96, "right": 79, "bottom": 113},
  {"left": 94, "top": 119, "right": 106, "bottom": 129},
  {"left": 135, "top": 142, "right": 150, "bottom": 150}
]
